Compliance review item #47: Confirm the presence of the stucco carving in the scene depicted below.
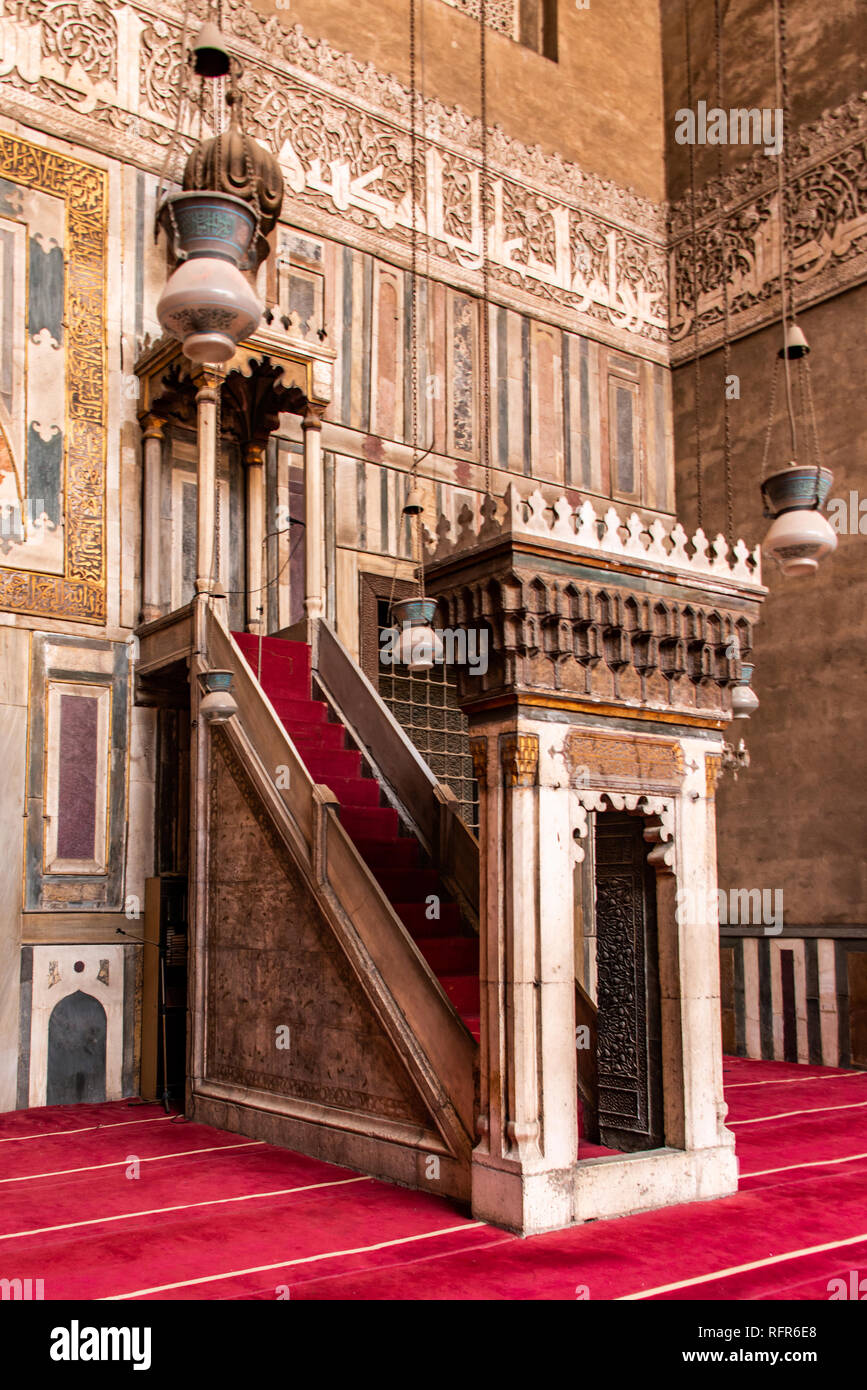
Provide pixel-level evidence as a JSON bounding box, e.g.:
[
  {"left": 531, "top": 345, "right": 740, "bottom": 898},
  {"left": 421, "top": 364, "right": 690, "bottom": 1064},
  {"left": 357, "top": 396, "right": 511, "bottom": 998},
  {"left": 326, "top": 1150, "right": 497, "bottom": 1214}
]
[
  {"left": 0, "top": 3, "right": 860, "bottom": 362},
  {"left": 571, "top": 789, "right": 676, "bottom": 874},
  {"left": 669, "top": 94, "right": 867, "bottom": 361},
  {"left": 0, "top": 0, "right": 669, "bottom": 354}
]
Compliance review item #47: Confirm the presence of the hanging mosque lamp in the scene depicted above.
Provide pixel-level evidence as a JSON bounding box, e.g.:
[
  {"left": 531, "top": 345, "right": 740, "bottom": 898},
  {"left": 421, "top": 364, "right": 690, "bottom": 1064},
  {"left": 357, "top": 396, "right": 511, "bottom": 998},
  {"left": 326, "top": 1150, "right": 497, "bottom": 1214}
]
[
  {"left": 155, "top": 37, "right": 284, "bottom": 365},
  {"left": 759, "top": 324, "right": 837, "bottom": 578},
  {"left": 757, "top": 0, "right": 835, "bottom": 579},
  {"left": 390, "top": 485, "right": 444, "bottom": 672}
]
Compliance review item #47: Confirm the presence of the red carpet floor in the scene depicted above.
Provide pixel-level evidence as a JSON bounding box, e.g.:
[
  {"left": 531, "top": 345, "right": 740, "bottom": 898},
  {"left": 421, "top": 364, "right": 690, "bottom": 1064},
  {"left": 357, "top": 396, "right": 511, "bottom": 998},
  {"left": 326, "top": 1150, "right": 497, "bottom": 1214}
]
[{"left": 2, "top": 1057, "right": 866, "bottom": 1301}]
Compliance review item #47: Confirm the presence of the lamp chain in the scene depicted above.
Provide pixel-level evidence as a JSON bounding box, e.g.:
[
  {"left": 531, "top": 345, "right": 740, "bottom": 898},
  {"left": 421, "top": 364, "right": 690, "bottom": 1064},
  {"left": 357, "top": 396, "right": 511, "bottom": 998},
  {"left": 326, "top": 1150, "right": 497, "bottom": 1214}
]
[
  {"left": 760, "top": 355, "right": 781, "bottom": 480},
  {"left": 155, "top": 0, "right": 193, "bottom": 216},
  {"left": 407, "top": 0, "right": 426, "bottom": 596},
  {"left": 479, "top": 0, "right": 493, "bottom": 502},
  {"left": 714, "top": 0, "right": 734, "bottom": 546},
  {"left": 773, "top": 0, "right": 798, "bottom": 460},
  {"left": 683, "top": 0, "right": 703, "bottom": 532}
]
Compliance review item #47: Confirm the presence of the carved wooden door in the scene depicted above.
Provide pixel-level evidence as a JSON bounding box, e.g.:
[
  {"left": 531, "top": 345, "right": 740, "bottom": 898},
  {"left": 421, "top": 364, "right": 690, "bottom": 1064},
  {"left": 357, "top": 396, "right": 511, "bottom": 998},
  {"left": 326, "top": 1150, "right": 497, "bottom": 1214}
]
[{"left": 593, "top": 812, "right": 663, "bottom": 1151}]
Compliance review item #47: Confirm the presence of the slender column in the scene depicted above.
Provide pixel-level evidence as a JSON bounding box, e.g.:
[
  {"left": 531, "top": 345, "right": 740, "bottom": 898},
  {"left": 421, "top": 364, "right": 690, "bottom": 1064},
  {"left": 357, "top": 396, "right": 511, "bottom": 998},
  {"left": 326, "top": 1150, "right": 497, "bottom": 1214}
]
[
  {"left": 470, "top": 735, "right": 498, "bottom": 1155},
  {"left": 471, "top": 728, "right": 577, "bottom": 1233},
  {"left": 140, "top": 414, "right": 164, "bottom": 624},
  {"left": 673, "top": 743, "right": 734, "bottom": 1153},
  {"left": 302, "top": 406, "right": 325, "bottom": 621},
  {"left": 245, "top": 442, "right": 266, "bottom": 633},
  {"left": 194, "top": 367, "right": 222, "bottom": 596},
  {"left": 501, "top": 732, "right": 544, "bottom": 1163}
]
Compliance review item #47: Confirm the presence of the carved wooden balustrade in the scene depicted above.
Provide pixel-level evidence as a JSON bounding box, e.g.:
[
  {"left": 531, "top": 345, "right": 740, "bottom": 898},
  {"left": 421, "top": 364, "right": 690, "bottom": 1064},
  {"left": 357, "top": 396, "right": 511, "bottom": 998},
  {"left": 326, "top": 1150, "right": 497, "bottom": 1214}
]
[{"left": 424, "top": 486, "right": 767, "bottom": 729}]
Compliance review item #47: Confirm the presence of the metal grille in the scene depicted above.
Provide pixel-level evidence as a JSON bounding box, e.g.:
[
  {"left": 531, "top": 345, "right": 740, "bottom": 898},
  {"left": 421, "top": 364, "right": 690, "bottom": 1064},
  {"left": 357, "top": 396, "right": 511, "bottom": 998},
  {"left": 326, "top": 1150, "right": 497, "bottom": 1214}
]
[
  {"left": 376, "top": 601, "right": 478, "bottom": 834},
  {"left": 438, "top": 0, "right": 519, "bottom": 39}
]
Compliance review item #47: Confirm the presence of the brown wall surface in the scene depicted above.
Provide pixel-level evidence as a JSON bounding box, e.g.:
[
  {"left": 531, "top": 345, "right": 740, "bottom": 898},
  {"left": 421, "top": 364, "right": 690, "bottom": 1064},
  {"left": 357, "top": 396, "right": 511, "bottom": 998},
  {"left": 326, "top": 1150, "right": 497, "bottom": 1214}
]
[
  {"left": 673, "top": 283, "right": 867, "bottom": 925},
  {"left": 251, "top": 0, "right": 668, "bottom": 201},
  {"left": 661, "top": 0, "right": 866, "bottom": 203}
]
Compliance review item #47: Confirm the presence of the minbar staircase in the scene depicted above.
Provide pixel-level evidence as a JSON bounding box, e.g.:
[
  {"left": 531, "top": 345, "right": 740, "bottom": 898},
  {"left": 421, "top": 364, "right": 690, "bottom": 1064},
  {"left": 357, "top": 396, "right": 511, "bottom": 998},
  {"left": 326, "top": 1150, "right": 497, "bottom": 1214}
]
[{"left": 233, "top": 632, "right": 481, "bottom": 1041}]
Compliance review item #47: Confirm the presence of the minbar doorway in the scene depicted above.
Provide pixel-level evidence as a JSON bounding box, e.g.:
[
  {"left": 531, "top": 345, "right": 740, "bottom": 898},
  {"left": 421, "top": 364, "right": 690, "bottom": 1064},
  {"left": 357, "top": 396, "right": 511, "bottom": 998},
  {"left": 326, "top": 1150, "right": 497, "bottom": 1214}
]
[{"left": 593, "top": 812, "right": 664, "bottom": 1152}]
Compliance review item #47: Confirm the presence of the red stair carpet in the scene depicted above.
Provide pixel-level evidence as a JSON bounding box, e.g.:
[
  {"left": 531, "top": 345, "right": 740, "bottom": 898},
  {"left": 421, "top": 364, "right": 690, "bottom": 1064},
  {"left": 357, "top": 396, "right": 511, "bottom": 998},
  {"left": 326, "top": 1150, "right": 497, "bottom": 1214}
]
[
  {"left": 233, "top": 632, "right": 481, "bottom": 1040},
  {"left": 1, "top": 1058, "right": 865, "bottom": 1300}
]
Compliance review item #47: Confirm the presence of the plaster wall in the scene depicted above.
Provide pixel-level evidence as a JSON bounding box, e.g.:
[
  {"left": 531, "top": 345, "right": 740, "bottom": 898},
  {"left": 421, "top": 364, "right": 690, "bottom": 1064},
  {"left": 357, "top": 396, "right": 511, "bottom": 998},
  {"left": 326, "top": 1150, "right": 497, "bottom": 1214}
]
[{"left": 673, "top": 285, "right": 867, "bottom": 927}]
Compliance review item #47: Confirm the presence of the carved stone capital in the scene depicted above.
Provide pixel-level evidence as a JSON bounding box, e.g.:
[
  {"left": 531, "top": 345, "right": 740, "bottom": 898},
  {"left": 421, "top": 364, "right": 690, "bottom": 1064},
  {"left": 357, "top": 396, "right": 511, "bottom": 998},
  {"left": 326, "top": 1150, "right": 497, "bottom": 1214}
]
[
  {"left": 244, "top": 441, "right": 268, "bottom": 468},
  {"left": 501, "top": 733, "right": 539, "bottom": 788},
  {"left": 705, "top": 753, "right": 724, "bottom": 798},
  {"left": 469, "top": 736, "right": 488, "bottom": 786},
  {"left": 193, "top": 364, "right": 225, "bottom": 401},
  {"left": 141, "top": 413, "right": 165, "bottom": 441}
]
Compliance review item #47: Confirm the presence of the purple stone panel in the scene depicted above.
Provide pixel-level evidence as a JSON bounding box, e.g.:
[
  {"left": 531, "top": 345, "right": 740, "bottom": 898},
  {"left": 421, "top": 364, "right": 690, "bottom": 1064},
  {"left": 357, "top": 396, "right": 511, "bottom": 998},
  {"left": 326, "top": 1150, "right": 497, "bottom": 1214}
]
[{"left": 56, "top": 693, "right": 99, "bottom": 861}]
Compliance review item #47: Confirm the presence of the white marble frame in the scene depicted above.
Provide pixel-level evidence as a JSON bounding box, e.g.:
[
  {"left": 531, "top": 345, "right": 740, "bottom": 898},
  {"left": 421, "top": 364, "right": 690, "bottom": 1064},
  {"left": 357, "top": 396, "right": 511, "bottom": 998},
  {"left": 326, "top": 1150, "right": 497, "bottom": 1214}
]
[
  {"left": 28, "top": 944, "right": 125, "bottom": 1107},
  {"left": 43, "top": 679, "right": 112, "bottom": 875}
]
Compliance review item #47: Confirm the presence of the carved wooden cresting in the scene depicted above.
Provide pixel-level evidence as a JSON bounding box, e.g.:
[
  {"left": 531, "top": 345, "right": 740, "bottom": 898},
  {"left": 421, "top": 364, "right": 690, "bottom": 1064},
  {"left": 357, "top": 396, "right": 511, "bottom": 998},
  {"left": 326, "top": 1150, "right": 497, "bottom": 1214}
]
[
  {"left": 425, "top": 486, "right": 766, "bottom": 727},
  {"left": 594, "top": 813, "right": 663, "bottom": 1152}
]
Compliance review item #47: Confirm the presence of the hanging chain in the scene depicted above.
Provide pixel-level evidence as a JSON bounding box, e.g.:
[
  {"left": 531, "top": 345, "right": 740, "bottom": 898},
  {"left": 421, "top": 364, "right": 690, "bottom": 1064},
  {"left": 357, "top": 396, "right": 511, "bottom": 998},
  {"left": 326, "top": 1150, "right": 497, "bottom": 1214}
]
[
  {"left": 777, "top": 0, "right": 796, "bottom": 324},
  {"left": 802, "top": 356, "right": 822, "bottom": 474},
  {"left": 714, "top": 0, "right": 734, "bottom": 546},
  {"left": 760, "top": 355, "right": 781, "bottom": 480},
  {"left": 408, "top": 0, "right": 426, "bottom": 594},
  {"left": 155, "top": 0, "right": 193, "bottom": 218},
  {"left": 773, "top": 0, "right": 798, "bottom": 460},
  {"left": 233, "top": 67, "right": 263, "bottom": 264},
  {"left": 409, "top": 0, "right": 419, "bottom": 477},
  {"left": 684, "top": 0, "right": 703, "bottom": 531},
  {"left": 479, "top": 0, "right": 493, "bottom": 500}
]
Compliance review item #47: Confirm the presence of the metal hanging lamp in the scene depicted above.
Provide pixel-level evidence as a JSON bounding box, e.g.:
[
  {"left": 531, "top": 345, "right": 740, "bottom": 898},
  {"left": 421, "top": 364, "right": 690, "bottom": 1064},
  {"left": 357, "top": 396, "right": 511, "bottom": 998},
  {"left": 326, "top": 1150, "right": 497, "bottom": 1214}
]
[
  {"left": 731, "top": 662, "right": 759, "bottom": 719},
  {"left": 155, "top": 53, "right": 283, "bottom": 364},
  {"left": 759, "top": 0, "right": 836, "bottom": 577},
  {"left": 192, "top": 20, "right": 231, "bottom": 79}
]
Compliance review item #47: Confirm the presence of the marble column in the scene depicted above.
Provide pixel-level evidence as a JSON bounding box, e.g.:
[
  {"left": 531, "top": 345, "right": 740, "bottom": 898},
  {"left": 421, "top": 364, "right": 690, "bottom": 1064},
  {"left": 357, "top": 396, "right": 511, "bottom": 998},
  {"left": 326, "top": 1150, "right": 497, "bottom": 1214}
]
[
  {"left": 302, "top": 406, "right": 325, "bottom": 621},
  {"left": 471, "top": 727, "right": 577, "bottom": 1233},
  {"left": 194, "top": 367, "right": 222, "bottom": 597},
  {"left": 140, "top": 414, "right": 164, "bottom": 624},
  {"left": 245, "top": 442, "right": 266, "bottom": 633}
]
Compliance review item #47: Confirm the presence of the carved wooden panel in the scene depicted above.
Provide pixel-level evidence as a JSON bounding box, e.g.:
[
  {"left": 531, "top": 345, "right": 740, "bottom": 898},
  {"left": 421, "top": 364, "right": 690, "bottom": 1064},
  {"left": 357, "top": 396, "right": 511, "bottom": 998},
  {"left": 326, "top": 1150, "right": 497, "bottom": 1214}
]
[
  {"left": 566, "top": 729, "right": 684, "bottom": 792},
  {"left": 594, "top": 812, "right": 663, "bottom": 1151},
  {"left": 206, "top": 734, "right": 431, "bottom": 1128}
]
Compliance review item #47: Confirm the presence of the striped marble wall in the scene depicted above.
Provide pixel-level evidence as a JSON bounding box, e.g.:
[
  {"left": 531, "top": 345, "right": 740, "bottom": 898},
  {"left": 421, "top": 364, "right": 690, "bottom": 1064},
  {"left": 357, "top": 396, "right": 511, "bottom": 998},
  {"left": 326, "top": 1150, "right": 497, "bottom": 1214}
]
[
  {"left": 317, "top": 236, "right": 675, "bottom": 513},
  {"left": 258, "top": 228, "right": 678, "bottom": 656},
  {"left": 132, "top": 191, "right": 678, "bottom": 655},
  {"left": 720, "top": 934, "right": 867, "bottom": 1071}
]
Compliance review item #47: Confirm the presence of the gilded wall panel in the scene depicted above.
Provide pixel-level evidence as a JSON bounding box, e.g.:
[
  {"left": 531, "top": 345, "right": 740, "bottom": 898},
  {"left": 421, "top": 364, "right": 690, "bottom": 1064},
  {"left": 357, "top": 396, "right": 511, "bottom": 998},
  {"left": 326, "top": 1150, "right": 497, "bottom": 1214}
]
[{"left": 0, "top": 133, "right": 107, "bottom": 624}]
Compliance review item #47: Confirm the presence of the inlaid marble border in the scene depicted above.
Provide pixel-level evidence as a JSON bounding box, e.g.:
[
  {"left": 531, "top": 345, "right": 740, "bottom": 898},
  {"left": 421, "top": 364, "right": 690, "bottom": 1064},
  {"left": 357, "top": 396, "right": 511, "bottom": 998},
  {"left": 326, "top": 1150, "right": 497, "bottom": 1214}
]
[{"left": 0, "top": 133, "right": 107, "bottom": 623}]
